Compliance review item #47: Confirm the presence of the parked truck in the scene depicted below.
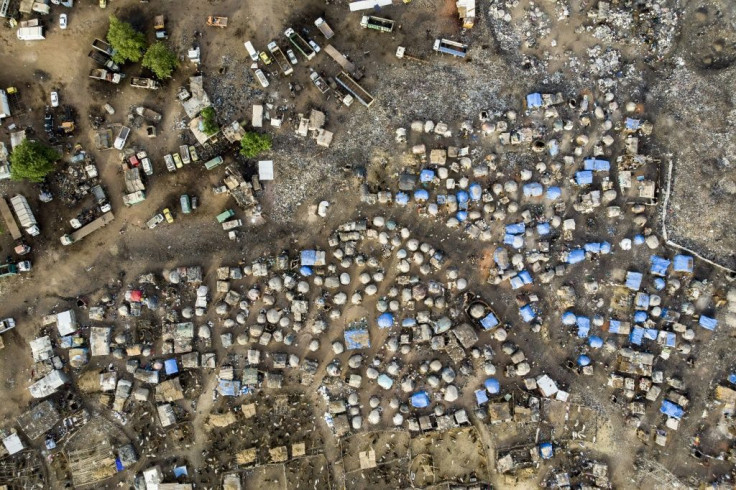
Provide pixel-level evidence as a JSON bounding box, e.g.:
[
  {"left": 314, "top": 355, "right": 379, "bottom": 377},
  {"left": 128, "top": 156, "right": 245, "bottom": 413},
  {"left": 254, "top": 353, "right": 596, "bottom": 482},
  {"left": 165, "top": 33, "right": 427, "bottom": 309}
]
[
  {"left": 309, "top": 70, "right": 329, "bottom": 94},
  {"left": 179, "top": 145, "right": 191, "bottom": 164},
  {"left": 89, "top": 68, "right": 123, "bottom": 84},
  {"left": 285, "top": 28, "right": 315, "bottom": 60},
  {"left": 130, "top": 77, "right": 160, "bottom": 90},
  {"left": 0, "top": 318, "right": 16, "bottom": 335},
  {"left": 91, "top": 38, "right": 115, "bottom": 56},
  {"left": 222, "top": 219, "right": 242, "bottom": 230},
  {"left": 88, "top": 51, "right": 120, "bottom": 71},
  {"left": 335, "top": 71, "right": 374, "bottom": 108},
  {"left": 122, "top": 191, "right": 146, "bottom": 207},
  {"left": 10, "top": 195, "right": 39, "bottom": 236},
  {"left": 0, "top": 197, "right": 22, "bottom": 240},
  {"left": 433, "top": 39, "right": 467, "bottom": 58},
  {"left": 60, "top": 211, "right": 114, "bottom": 245},
  {"left": 314, "top": 17, "right": 335, "bottom": 39},
  {"left": 154, "top": 15, "right": 167, "bottom": 39},
  {"left": 360, "top": 16, "right": 394, "bottom": 32},
  {"left": 267, "top": 42, "right": 293, "bottom": 76}
]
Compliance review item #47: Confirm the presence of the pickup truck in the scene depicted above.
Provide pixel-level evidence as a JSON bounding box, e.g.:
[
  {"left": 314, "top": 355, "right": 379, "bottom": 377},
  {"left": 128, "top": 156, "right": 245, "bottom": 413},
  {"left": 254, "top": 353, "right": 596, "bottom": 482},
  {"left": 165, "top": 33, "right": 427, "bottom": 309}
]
[
  {"left": 88, "top": 50, "right": 119, "bottom": 71},
  {"left": 90, "top": 68, "right": 123, "bottom": 84},
  {"left": 309, "top": 70, "right": 329, "bottom": 94},
  {"left": 130, "top": 77, "right": 160, "bottom": 90},
  {"left": 222, "top": 219, "right": 242, "bottom": 230}
]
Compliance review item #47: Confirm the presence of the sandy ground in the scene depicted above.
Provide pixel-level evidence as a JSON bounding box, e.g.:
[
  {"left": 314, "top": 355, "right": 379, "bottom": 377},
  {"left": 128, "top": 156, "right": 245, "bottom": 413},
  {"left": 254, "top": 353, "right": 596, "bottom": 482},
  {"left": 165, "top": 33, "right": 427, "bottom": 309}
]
[{"left": 0, "top": 0, "right": 734, "bottom": 488}]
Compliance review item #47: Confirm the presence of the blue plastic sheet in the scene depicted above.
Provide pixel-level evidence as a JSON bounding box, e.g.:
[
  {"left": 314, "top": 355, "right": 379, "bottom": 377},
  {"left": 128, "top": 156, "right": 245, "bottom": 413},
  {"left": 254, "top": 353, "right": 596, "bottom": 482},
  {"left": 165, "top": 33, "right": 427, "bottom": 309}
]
[
  {"left": 575, "top": 171, "right": 593, "bottom": 185},
  {"left": 480, "top": 312, "right": 499, "bottom": 330},
  {"left": 526, "top": 93, "right": 543, "bottom": 108},
  {"left": 625, "top": 271, "right": 643, "bottom": 291},
  {"left": 650, "top": 256, "right": 671, "bottom": 276},
  {"left": 411, "top": 391, "right": 430, "bottom": 408},
  {"left": 484, "top": 377, "right": 500, "bottom": 394},
  {"left": 673, "top": 254, "right": 694, "bottom": 273}
]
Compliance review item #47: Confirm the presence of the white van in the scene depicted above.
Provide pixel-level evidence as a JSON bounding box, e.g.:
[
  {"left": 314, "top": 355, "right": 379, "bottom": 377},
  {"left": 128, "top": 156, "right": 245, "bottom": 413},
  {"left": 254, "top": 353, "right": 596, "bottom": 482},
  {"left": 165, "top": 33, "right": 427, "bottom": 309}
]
[
  {"left": 254, "top": 69, "right": 269, "bottom": 88},
  {"left": 113, "top": 126, "right": 130, "bottom": 150},
  {"left": 244, "top": 41, "right": 258, "bottom": 61}
]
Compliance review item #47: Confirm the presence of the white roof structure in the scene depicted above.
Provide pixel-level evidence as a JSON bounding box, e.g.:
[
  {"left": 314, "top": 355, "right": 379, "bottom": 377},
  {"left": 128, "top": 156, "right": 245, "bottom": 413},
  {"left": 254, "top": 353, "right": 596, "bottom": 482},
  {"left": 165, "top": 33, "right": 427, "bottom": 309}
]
[
  {"left": 2, "top": 433, "right": 23, "bottom": 455},
  {"left": 90, "top": 327, "right": 110, "bottom": 357},
  {"left": 56, "top": 310, "right": 77, "bottom": 336},
  {"left": 143, "top": 465, "right": 163, "bottom": 490},
  {"left": 157, "top": 404, "right": 176, "bottom": 427},
  {"left": 0, "top": 90, "right": 10, "bottom": 119},
  {"left": 29, "top": 336, "right": 53, "bottom": 362},
  {"left": 29, "top": 370, "right": 68, "bottom": 398},
  {"left": 258, "top": 161, "right": 274, "bottom": 181},
  {"left": 536, "top": 374, "right": 559, "bottom": 398},
  {"left": 252, "top": 104, "right": 263, "bottom": 128}
]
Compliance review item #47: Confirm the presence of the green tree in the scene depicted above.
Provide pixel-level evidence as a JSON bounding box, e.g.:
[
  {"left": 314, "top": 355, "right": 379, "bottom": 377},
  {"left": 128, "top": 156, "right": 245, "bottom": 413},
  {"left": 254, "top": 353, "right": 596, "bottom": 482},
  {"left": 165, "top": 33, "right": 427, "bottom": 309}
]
[
  {"left": 200, "top": 107, "right": 219, "bottom": 136},
  {"left": 239, "top": 132, "right": 272, "bottom": 158},
  {"left": 107, "top": 15, "right": 147, "bottom": 64},
  {"left": 142, "top": 42, "right": 179, "bottom": 79},
  {"left": 10, "top": 140, "right": 59, "bottom": 182}
]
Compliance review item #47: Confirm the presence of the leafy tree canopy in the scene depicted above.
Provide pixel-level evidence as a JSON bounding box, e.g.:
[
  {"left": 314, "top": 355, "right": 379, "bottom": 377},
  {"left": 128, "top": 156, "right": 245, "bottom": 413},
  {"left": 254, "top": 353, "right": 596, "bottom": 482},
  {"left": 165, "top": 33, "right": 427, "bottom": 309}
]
[
  {"left": 200, "top": 107, "right": 219, "bottom": 136},
  {"left": 142, "top": 42, "right": 179, "bottom": 79},
  {"left": 107, "top": 15, "right": 147, "bottom": 64},
  {"left": 10, "top": 139, "right": 59, "bottom": 182},
  {"left": 239, "top": 131, "right": 272, "bottom": 158}
]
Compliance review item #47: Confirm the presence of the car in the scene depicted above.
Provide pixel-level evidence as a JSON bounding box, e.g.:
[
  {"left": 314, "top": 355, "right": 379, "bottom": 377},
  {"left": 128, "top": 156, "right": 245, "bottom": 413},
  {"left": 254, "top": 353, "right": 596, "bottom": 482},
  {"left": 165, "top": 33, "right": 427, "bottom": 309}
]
[
  {"left": 188, "top": 145, "right": 199, "bottom": 162},
  {"left": 286, "top": 49, "right": 298, "bottom": 65},
  {"left": 164, "top": 154, "right": 176, "bottom": 172},
  {"left": 172, "top": 152, "right": 183, "bottom": 168},
  {"left": 162, "top": 208, "right": 174, "bottom": 223},
  {"left": 147, "top": 213, "right": 164, "bottom": 229},
  {"left": 308, "top": 40, "right": 321, "bottom": 53},
  {"left": 17, "top": 261, "right": 31, "bottom": 272},
  {"left": 44, "top": 113, "right": 53, "bottom": 133},
  {"left": 50, "top": 92, "right": 59, "bottom": 107},
  {"left": 59, "top": 14, "right": 67, "bottom": 29},
  {"left": 14, "top": 243, "right": 31, "bottom": 256},
  {"left": 259, "top": 51, "right": 272, "bottom": 65}
]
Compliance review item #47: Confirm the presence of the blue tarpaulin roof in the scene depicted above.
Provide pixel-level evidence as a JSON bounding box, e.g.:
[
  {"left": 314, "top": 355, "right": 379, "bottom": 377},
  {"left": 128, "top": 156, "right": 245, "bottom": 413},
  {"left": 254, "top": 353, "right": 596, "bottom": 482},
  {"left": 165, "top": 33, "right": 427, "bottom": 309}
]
[
  {"left": 520, "top": 305, "right": 536, "bottom": 322},
  {"left": 510, "top": 275, "right": 524, "bottom": 290},
  {"left": 539, "top": 442, "right": 554, "bottom": 459},
  {"left": 625, "top": 271, "right": 643, "bottom": 291},
  {"left": 577, "top": 316, "right": 590, "bottom": 338},
  {"left": 664, "top": 332, "right": 676, "bottom": 347},
  {"left": 584, "top": 242, "right": 601, "bottom": 254},
  {"left": 115, "top": 458, "right": 124, "bottom": 471},
  {"left": 456, "top": 210, "right": 468, "bottom": 222},
  {"left": 480, "top": 312, "right": 499, "bottom": 330},
  {"left": 546, "top": 186, "right": 561, "bottom": 200},
  {"left": 527, "top": 93, "right": 543, "bottom": 108},
  {"left": 344, "top": 328, "right": 371, "bottom": 349},
  {"left": 469, "top": 183, "right": 482, "bottom": 201},
  {"left": 301, "top": 250, "right": 317, "bottom": 266},
  {"left": 504, "top": 234, "right": 524, "bottom": 249},
  {"left": 650, "top": 256, "right": 671, "bottom": 276},
  {"left": 634, "top": 311, "right": 648, "bottom": 323},
  {"left": 673, "top": 254, "right": 694, "bottom": 273},
  {"left": 577, "top": 355, "right": 591, "bottom": 366},
  {"left": 485, "top": 377, "right": 500, "bottom": 394},
  {"left": 635, "top": 293, "right": 650, "bottom": 309},
  {"left": 420, "top": 169, "right": 435, "bottom": 182},
  {"left": 475, "top": 389, "right": 489, "bottom": 405},
  {"left": 299, "top": 266, "right": 313, "bottom": 277},
  {"left": 537, "top": 222, "right": 550, "bottom": 235},
  {"left": 402, "top": 317, "right": 416, "bottom": 327},
  {"left": 523, "top": 183, "right": 543, "bottom": 197},
  {"left": 567, "top": 248, "right": 585, "bottom": 264},
  {"left": 729, "top": 373, "right": 736, "bottom": 385},
  {"left": 456, "top": 190, "right": 469, "bottom": 203},
  {"left": 173, "top": 466, "right": 188, "bottom": 478},
  {"left": 661, "top": 400, "right": 684, "bottom": 419},
  {"left": 410, "top": 391, "right": 430, "bottom": 408},
  {"left": 377, "top": 313, "right": 395, "bottom": 329},
  {"left": 583, "top": 158, "right": 610, "bottom": 172},
  {"left": 164, "top": 359, "right": 178, "bottom": 375},
  {"left": 396, "top": 192, "right": 409, "bottom": 205},
  {"left": 518, "top": 270, "right": 533, "bottom": 284},
  {"left": 630, "top": 326, "right": 644, "bottom": 345},
  {"left": 575, "top": 170, "right": 593, "bottom": 185},
  {"left": 699, "top": 315, "right": 717, "bottom": 331},
  {"left": 609, "top": 319, "right": 622, "bottom": 334},
  {"left": 218, "top": 379, "right": 240, "bottom": 396},
  {"left": 626, "top": 118, "right": 641, "bottom": 130},
  {"left": 561, "top": 311, "right": 577, "bottom": 325},
  {"left": 589, "top": 336, "right": 604, "bottom": 348},
  {"left": 505, "top": 222, "right": 526, "bottom": 235},
  {"left": 644, "top": 328, "right": 658, "bottom": 340},
  {"left": 414, "top": 189, "right": 429, "bottom": 201}
]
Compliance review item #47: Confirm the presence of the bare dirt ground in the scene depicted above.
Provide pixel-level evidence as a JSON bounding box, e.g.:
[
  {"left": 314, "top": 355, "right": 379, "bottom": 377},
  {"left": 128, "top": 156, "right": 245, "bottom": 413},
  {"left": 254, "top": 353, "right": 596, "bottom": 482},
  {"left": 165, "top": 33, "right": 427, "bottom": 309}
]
[{"left": 0, "top": 0, "right": 734, "bottom": 489}]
